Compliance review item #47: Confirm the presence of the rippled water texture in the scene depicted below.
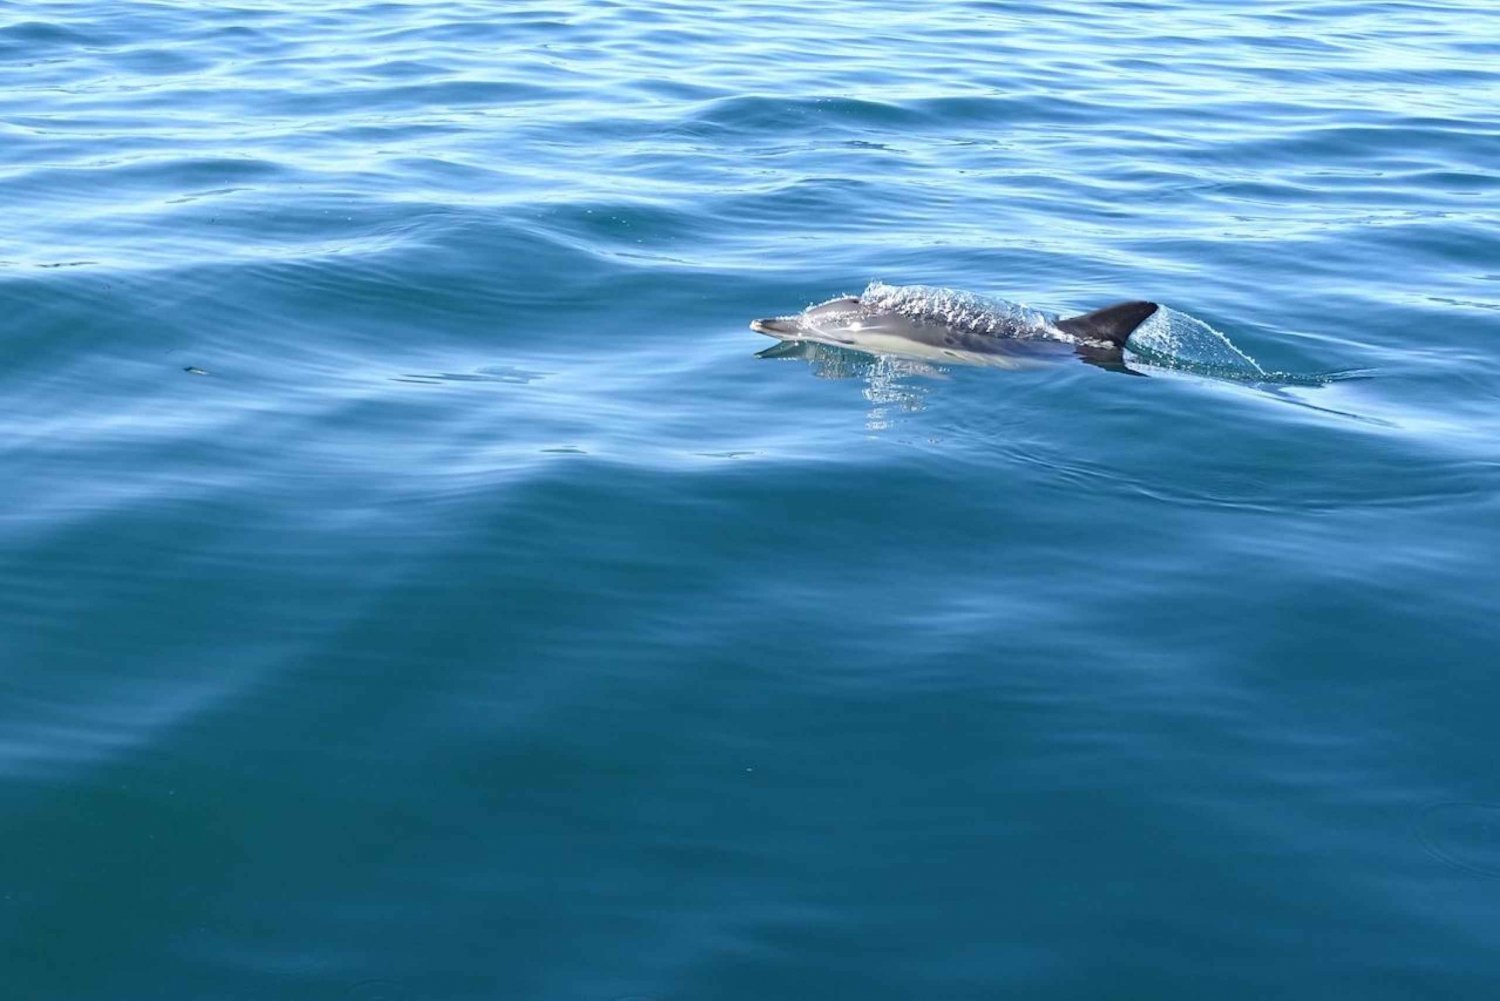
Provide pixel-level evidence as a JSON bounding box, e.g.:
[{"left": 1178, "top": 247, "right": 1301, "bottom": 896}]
[{"left": 3, "top": 2, "right": 1500, "bottom": 999}]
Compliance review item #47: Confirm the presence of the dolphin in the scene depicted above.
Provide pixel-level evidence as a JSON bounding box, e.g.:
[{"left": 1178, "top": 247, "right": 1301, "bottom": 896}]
[{"left": 750, "top": 283, "right": 1159, "bottom": 373}]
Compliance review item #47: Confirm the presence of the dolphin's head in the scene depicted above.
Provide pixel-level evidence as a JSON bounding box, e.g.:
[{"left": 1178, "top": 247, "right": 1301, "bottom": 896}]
[
  {"left": 751, "top": 295, "right": 864, "bottom": 340},
  {"left": 749, "top": 315, "right": 802, "bottom": 338}
]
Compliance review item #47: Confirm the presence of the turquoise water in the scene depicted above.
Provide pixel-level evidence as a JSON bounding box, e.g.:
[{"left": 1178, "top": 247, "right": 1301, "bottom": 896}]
[{"left": 4, "top": 2, "right": 1500, "bottom": 997}]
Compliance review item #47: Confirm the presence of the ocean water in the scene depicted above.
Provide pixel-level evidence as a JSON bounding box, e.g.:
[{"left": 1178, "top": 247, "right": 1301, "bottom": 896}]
[{"left": 3, "top": 1, "right": 1499, "bottom": 998}]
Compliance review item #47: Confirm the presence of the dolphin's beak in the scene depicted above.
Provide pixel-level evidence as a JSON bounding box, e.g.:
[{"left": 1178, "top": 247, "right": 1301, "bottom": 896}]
[{"left": 750, "top": 316, "right": 799, "bottom": 337}]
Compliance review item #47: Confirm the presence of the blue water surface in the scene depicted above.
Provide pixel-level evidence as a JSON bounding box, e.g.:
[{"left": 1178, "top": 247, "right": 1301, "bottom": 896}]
[{"left": 3, "top": 2, "right": 1499, "bottom": 999}]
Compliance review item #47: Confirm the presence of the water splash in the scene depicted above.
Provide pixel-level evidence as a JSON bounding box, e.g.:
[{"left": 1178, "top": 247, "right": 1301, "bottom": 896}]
[
  {"left": 1125, "top": 307, "right": 1367, "bottom": 386},
  {"left": 1125, "top": 307, "right": 1265, "bottom": 375},
  {"left": 861, "top": 281, "right": 1062, "bottom": 341}
]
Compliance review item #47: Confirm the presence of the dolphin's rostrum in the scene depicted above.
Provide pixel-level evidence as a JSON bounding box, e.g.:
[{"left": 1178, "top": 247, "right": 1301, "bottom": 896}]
[{"left": 751, "top": 283, "right": 1159, "bottom": 373}]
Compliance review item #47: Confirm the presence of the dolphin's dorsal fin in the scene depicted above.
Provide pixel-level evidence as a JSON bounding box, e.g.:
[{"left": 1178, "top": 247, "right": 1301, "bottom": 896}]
[{"left": 1055, "top": 301, "right": 1158, "bottom": 346}]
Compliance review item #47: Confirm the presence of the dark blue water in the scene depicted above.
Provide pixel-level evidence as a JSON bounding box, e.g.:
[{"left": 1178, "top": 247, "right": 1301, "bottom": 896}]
[{"left": 4, "top": 2, "right": 1499, "bottom": 998}]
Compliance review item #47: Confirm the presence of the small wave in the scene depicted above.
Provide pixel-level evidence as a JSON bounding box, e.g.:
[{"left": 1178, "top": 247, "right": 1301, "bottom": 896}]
[
  {"left": 1124, "top": 306, "right": 1361, "bottom": 386},
  {"left": 684, "top": 95, "right": 921, "bottom": 135},
  {"left": 1126, "top": 307, "right": 1264, "bottom": 373}
]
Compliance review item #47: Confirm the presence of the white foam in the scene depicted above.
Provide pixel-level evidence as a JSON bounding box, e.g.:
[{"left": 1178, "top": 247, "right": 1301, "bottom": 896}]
[
  {"left": 860, "top": 282, "right": 1062, "bottom": 341},
  {"left": 1124, "top": 306, "right": 1268, "bottom": 379}
]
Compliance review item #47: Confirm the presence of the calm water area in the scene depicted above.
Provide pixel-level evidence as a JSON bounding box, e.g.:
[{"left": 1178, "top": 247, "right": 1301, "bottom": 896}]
[{"left": 3, "top": 2, "right": 1499, "bottom": 998}]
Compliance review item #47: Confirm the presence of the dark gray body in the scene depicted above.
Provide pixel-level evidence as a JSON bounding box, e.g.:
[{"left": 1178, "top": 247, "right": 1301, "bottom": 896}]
[{"left": 751, "top": 292, "right": 1158, "bottom": 372}]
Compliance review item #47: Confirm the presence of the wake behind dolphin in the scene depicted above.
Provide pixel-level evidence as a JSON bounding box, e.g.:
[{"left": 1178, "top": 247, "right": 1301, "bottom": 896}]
[{"left": 752, "top": 282, "right": 1158, "bottom": 373}]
